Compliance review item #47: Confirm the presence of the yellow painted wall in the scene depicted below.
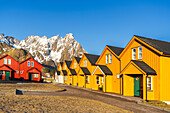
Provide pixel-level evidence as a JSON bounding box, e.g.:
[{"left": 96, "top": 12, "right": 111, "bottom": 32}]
[
  {"left": 123, "top": 75, "right": 134, "bottom": 96},
  {"left": 72, "top": 75, "right": 78, "bottom": 86},
  {"left": 160, "top": 56, "right": 170, "bottom": 101},
  {"left": 95, "top": 47, "right": 121, "bottom": 93},
  {"left": 78, "top": 75, "right": 85, "bottom": 87},
  {"left": 120, "top": 38, "right": 160, "bottom": 100}
]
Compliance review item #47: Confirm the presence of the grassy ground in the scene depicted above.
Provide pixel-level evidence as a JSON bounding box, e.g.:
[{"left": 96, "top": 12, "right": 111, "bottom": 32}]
[
  {"left": 142, "top": 101, "right": 170, "bottom": 110},
  {"left": 0, "top": 95, "right": 131, "bottom": 113},
  {"left": 0, "top": 83, "right": 63, "bottom": 91},
  {"left": 0, "top": 83, "right": 131, "bottom": 113}
]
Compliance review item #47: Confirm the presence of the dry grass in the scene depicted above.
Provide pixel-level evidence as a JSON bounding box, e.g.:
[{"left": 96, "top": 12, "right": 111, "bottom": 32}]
[
  {"left": 0, "top": 95, "right": 131, "bottom": 113},
  {"left": 0, "top": 83, "right": 63, "bottom": 91},
  {"left": 143, "top": 101, "right": 170, "bottom": 110}
]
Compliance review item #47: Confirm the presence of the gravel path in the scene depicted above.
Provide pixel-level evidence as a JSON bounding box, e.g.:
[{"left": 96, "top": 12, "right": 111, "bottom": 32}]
[{"left": 23, "top": 84, "right": 168, "bottom": 113}]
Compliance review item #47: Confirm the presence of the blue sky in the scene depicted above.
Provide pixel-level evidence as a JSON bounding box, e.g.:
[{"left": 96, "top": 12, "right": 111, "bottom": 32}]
[{"left": 1, "top": 0, "right": 170, "bottom": 55}]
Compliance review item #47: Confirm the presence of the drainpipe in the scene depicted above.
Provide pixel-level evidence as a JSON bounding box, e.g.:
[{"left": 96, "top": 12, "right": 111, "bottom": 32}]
[
  {"left": 105, "top": 75, "right": 106, "bottom": 92},
  {"left": 146, "top": 74, "right": 148, "bottom": 101},
  {"left": 120, "top": 59, "right": 122, "bottom": 95},
  {"left": 19, "top": 64, "right": 20, "bottom": 79},
  {"left": 84, "top": 75, "right": 86, "bottom": 88}
]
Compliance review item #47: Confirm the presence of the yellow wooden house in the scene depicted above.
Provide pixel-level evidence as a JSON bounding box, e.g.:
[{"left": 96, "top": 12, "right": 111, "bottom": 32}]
[
  {"left": 120, "top": 35, "right": 170, "bottom": 102},
  {"left": 62, "top": 60, "right": 72, "bottom": 85},
  {"left": 78, "top": 53, "right": 100, "bottom": 88},
  {"left": 68, "top": 57, "right": 81, "bottom": 86},
  {"left": 92, "top": 45, "right": 124, "bottom": 93}
]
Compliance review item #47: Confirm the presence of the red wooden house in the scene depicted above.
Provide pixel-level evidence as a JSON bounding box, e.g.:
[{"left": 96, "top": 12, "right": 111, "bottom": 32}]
[
  {"left": 0, "top": 54, "right": 20, "bottom": 80},
  {"left": 19, "top": 57, "right": 43, "bottom": 81}
]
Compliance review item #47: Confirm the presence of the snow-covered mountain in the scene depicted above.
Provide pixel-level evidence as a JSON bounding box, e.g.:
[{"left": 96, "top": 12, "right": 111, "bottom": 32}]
[{"left": 0, "top": 33, "right": 86, "bottom": 65}]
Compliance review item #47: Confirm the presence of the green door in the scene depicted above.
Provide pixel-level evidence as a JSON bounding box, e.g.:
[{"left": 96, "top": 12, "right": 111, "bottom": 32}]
[
  {"left": 29, "top": 73, "right": 33, "bottom": 81},
  {"left": 134, "top": 77, "right": 140, "bottom": 96},
  {"left": 5, "top": 71, "right": 10, "bottom": 80}
]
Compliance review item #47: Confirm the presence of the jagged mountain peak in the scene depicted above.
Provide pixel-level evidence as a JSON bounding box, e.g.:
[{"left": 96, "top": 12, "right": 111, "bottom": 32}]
[{"left": 0, "top": 33, "right": 86, "bottom": 66}]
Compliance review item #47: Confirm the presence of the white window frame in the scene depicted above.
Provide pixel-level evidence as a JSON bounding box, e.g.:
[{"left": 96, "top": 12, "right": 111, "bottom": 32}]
[
  {"left": 147, "top": 77, "right": 153, "bottom": 91},
  {"left": 34, "top": 74, "right": 38, "bottom": 78},
  {"left": 0, "top": 70, "right": 4, "bottom": 75},
  {"left": 85, "top": 76, "right": 89, "bottom": 84},
  {"left": 96, "top": 76, "right": 99, "bottom": 85},
  {"left": 4, "top": 59, "right": 7, "bottom": 64},
  {"left": 138, "top": 46, "right": 143, "bottom": 60},
  {"left": 8, "top": 59, "right": 11, "bottom": 65},
  {"left": 16, "top": 71, "right": 19, "bottom": 73},
  {"left": 20, "top": 71, "right": 23, "bottom": 74},
  {"left": 74, "top": 62, "right": 77, "bottom": 68},
  {"left": 65, "top": 65, "right": 67, "bottom": 70},
  {"left": 65, "top": 76, "right": 67, "bottom": 81},
  {"left": 31, "top": 61, "right": 34, "bottom": 67},
  {"left": 109, "top": 54, "right": 112, "bottom": 64},
  {"left": 106, "top": 54, "right": 108, "bottom": 64},
  {"left": 28, "top": 61, "right": 30, "bottom": 66},
  {"left": 102, "top": 77, "right": 104, "bottom": 84},
  {"left": 84, "top": 60, "right": 87, "bottom": 67},
  {"left": 132, "top": 48, "right": 136, "bottom": 60}
]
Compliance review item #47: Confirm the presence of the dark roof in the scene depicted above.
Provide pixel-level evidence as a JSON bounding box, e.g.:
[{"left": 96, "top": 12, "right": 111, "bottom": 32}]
[
  {"left": 65, "top": 61, "right": 72, "bottom": 68},
  {"left": 60, "top": 62, "right": 63, "bottom": 67},
  {"left": 135, "top": 35, "right": 170, "bottom": 55},
  {"left": 57, "top": 71, "right": 60, "bottom": 75},
  {"left": 107, "top": 45, "right": 124, "bottom": 56},
  {"left": 132, "top": 60, "right": 156, "bottom": 75},
  {"left": 84, "top": 53, "right": 100, "bottom": 65},
  {"left": 80, "top": 67, "right": 91, "bottom": 75},
  {"left": 69, "top": 69, "right": 77, "bottom": 75},
  {"left": 98, "top": 65, "right": 112, "bottom": 75},
  {"left": 62, "top": 70, "right": 67, "bottom": 75},
  {"left": 0, "top": 64, "right": 14, "bottom": 71},
  {"left": 26, "top": 67, "right": 41, "bottom": 72},
  {"left": 75, "top": 57, "right": 81, "bottom": 63}
]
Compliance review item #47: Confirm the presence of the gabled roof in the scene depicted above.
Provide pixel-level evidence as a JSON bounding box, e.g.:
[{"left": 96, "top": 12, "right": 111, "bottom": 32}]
[
  {"left": 26, "top": 67, "right": 41, "bottom": 73},
  {"left": 62, "top": 70, "right": 67, "bottom": 75},
  {"left": 0, "top": 54, "right": 19, "bottom": 63},
  {"left": 0, "top": 64, "right": 14, "bottom": 71},
  {"left": 84, "top": 53, "right": 100, "bottom": 65},
  {"left": 132, "top": 60, "right": 156, "bottom": 75},
  {"left": 92, "top": 65, "right": 112, "bottom": 75},
  {"left": 20, "top": 57, "right": 42, "bottom": 67},
  {"left": 75, "top": 57, "right": 81, "bottom": 63},
  {"left": 135, "top": 35, "right": 170, "bottom": 55},
  {"left": 107, "top": 45, "right": 124, "bottom": 56},
  {"left": 121, "top": 60, "right": 156, "bottom": 75},
  {"left": 60, "top": 62, "right": 63, "bottom": 67},
  {"left": 69, "top": 69, "right": 77, "bottom": 75},
  {"left": 80, "top": 67, "right": 91, "bottom": 75},
  {"left": 65, "top": 61, "right": 72, "bottom": 68}
]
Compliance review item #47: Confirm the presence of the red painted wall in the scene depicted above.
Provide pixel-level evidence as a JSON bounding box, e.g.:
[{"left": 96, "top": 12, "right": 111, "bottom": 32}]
[
  {"left": 20, "top": 57, "right": 43, "bottom": 81},
  {"left": 0, "top": 55, "right": 19, "bottom": 79}
]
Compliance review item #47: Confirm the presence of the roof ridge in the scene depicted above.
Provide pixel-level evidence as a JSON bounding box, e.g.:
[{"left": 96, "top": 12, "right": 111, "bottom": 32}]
[
  {"left": 106, "top": 45, "right": 124, "bottom": 49},
  {"left": 135, "top": 35, "right": 170, "bottom": 44}
]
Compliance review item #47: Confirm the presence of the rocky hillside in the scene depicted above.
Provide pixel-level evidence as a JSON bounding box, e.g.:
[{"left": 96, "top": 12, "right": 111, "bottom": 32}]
[{"left": 0, "top": 33, "right": 86, "bottom": 67}]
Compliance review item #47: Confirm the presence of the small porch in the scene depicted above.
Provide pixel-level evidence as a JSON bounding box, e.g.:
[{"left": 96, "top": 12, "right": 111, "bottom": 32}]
[
  {"left": 27, "top": 68, "right": 41, "bottom": 81},
  {"left": 0, "top": 65, "right": 13, "bottom": 80},
  {"left": 121, "top": 60, "right": 157, "bottom": 100}
]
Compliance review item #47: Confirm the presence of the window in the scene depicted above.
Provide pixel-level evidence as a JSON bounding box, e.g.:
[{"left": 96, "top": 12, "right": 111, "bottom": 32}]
[
  {"left": 84, "top": 60, "right": 87, "bottom": 67},
  {"left": 65, "top": 65, "right": 67, "bottom": 70},
  {"left": 102, "top": 77, "right": 104, "bottom": 83},
  {"left": 60, "top": 66, "right": 61, "bottom": 70},
  {"left": 74, "top": 62, "right": 77, "bottom": 68},
  {"left": 147, "top": 77, "right": 153, "bottom": 90},
  {"left": 138, "top": 46, "right": 142, "bottom": 59},
  {"left": 4, "top": 59, "right": 7, "bottom": 64},
  {"left": 109, "top": 54, "right": 112, "bottom": 64},
  {"left": 85, "top": 76, "right": 89, "bottom": 84},
  {"left": 8, "top": 59, "right": 11, "bottom": 65},
  {"left": 65, "top": 76, "right": 67, "bottom": 81},
  {"left": 106, "top": 54, "right": 108, "bottom": 64},
  {"left": 16, "top": 71, "right": 19, "bottom": 73},
  {"left": 0, "top": 71, "right": 4, "bottom": 75},
  {"left": 96, "top": 76, "right": 99, "bottom": 84},
  {"left": 34, "top": 74, "right": 38, "bottom": 78},
  {"left": 20, "top": 71, "right": 23, "bottom": 74},
  {"left": 31, "top": 61, "right": 34, "bottom": 67},
  {"left": 132, "top": 48, "right": 136, "bottom": 60},
  {"left": 28, "top": 61, "right": 30, "bottom": 66}
]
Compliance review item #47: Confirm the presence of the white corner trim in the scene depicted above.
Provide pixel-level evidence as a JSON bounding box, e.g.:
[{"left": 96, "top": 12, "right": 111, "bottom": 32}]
[{"left": 92, "top": 66, "right": 105, "bottom": 75}]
